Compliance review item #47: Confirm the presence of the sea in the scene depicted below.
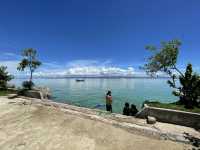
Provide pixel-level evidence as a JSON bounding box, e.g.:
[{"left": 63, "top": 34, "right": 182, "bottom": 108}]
[{"left": 11, "top": 78, "right": 177, "bottom": 113}]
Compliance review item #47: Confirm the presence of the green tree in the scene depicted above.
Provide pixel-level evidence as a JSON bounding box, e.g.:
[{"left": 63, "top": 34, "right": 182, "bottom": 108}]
[
  {"left": 143, "top": 40, "right": 200, "bottom": 108},
  {"left": 17, "top": 48, "right": 42, "bottom": 83},
  {"left": 0, "top": 66, "right": 14, "bottom": 89},
  {"left": 143, "top": 39, "right": 182, "bottom": 78},
  {"left": 174, "top": 64, "right": 200, "bottom": 108}
]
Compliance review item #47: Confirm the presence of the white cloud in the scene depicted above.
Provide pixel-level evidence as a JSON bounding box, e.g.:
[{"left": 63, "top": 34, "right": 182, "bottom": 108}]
[
  {"left": 66, "top": 59, "right": 112, "bottom": 68},
  {"left": 0, "top": 58, "right": 150, "bottom": 77},
  {"left": 66, "top": 66, "right": 135, "bottom": 76},
  {"left": 3, "top": 52, "right": 17, "bottom": 56},
  {"left": 0, "top": 60, "right": 24, "bottom": 77},
  {"left": 33, "top": 66, "right": 136, "bottom": 77},
  {"left": 0, "top": 52, "right": 27, "bottom": 77},
  {"left": 0, "top": 60, "right": 18, "bottom": 73},
  {"left": 33, "top": 59, "right": 137, "bottom": 77},
  {"left": 42, "top": 62, "right": 63, "bottom": 69},
  {"left": 67, "top": 60, "right": 98, "bottom": 67},
  {"left": 0, "top": 52, "right": 21, "bottom": 60}
]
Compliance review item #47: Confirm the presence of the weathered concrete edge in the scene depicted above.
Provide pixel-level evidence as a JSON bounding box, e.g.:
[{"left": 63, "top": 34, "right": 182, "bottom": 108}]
[
  {"left": 142, "top": 104, "right": 200, "bottom": 115},
  {"left": 15, "top": 96, "right": 191, "bottom": 144},
  {"left": 136, "top": 104, "right": 200, "bottom": 129}
]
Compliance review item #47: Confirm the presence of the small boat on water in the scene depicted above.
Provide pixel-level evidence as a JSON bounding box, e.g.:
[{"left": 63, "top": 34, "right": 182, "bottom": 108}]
[{"left": 76, "top": 79, "right": 85, "bottom": 82}]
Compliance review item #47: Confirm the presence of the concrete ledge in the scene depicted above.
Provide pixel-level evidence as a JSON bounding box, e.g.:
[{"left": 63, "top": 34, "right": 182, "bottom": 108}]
[
  {"left": 136, "top": 104, "right": 200, "bottom": 129},
  {"left": 18, "top": 87, "right": 51, "bottom": 100},
  {"left": 13, "top": 97, "right": 199, "bottom": 144},
  {"left": 22, "top": 90, "right": 44, "bottom": 99}
]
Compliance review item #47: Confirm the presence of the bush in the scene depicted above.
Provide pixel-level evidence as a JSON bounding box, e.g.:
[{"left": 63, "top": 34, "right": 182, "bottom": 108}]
[
  {"left": 0, "top": 66, "right": 14, "bottom": 90},
  {"left": 169, "top": 64, "right": 200, "bottom": 108},
  {"left": 22, "top": 81, "right": 34, "bottom": 90}
]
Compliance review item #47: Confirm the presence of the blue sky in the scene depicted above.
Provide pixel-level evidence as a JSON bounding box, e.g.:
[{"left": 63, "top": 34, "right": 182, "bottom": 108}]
[{"left": 0, "top": 0, "right": 200, "bottom": 76}]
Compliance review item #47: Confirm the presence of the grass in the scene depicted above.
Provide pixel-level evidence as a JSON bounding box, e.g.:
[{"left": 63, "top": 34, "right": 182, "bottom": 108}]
[
  {"left": 146, "top": 101, "right": 200, "bottom": 114},
  {"left": 0, "top": 89, "right": 15, "bottom": 96}
]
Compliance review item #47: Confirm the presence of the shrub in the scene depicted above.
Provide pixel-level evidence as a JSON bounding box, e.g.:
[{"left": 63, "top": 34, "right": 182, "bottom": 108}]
[
  {"left": 22, "top": 81, "right": 34, "bottom": 90},
  {"left": 0, "top": 66, "right": 14, "bottom": 90}
]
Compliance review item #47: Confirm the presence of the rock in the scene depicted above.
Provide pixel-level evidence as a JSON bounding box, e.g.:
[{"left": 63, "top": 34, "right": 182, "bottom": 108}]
[
  {"left": 147, "top": 116, "right": 156, "bottom": 124},
  {"left": 40, "top": 87, "right": 51, "bottom": 99},
  {"left": 33, "top": 87, "right": 52, "bottom": 99},
  {"left": 184, "top": 133, "right": 200, "bottom": 148}
]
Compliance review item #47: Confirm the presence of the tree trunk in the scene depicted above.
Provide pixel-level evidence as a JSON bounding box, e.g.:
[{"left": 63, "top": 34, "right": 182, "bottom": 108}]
[{"left": 30, "top": 70, "right": 33, "bottom": 82}]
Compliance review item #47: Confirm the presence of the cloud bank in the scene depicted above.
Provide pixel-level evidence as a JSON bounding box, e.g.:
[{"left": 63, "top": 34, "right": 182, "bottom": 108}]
[
  {"left": 0, "top": 52, "right": 149, "bottom": 78},
  {"left": 34, "top": 66, "right": 135, "bottom": 78},
  {"left": 34, "top": 59, "right": 137, "bottom": 77}
]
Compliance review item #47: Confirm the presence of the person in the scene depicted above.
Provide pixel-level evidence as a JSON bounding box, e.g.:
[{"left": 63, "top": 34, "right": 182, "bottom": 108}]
[
  {"left": 129, "top": 104, "right": 138, "bottom": 116},
  {"left": 106, "top": 90, "right": 112, "bottom": 112},
  {"left": 123, "top": 102, "right": 130, "bottom": 116}
]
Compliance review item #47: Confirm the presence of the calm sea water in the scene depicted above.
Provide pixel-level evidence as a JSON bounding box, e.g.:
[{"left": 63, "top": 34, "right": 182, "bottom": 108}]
[{"left": 11, "top": 78, "right": 177, "bottom": 113}]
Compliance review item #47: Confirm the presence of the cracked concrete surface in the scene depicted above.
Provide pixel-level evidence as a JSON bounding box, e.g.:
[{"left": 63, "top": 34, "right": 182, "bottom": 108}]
[{"left": 0, "top": 96, "right": 197, "bottom": 150}]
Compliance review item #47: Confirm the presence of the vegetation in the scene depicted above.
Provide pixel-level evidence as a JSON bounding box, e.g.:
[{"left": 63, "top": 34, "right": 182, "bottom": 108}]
[
  {"left": 143, "top": 39, "right": 200, "bottom": 109},
  {"left": 0, "top": 66, "right": 14, "bottom": 90},
  {"left": 22, "top": 80, "right": 35, "bottom": 90},
  {"left": 0, "top": 90, "right": 16, "bottom": 96},
  {"left": 145, "top": 101, "right": 200, "bottom": 114},
  {"left": 17, "top": 48, "right": 42, "bottom": 90},
  {"left": 143, "top": 39, "right": 182, "bottom": 76},
  {"left": 170, "top": 64, "right": 200, "bottom": 108}
]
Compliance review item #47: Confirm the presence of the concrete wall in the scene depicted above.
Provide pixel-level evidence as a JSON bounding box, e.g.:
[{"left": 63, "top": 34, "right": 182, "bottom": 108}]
[
  {"left": 136, "top": 104, "right": 200, "bottom": 129},
  {"left": 20, "top": 87, "right": 51, "bottom": 100},
  {"left": 23, "top": 90, "right": 44, "bottom": 99}
]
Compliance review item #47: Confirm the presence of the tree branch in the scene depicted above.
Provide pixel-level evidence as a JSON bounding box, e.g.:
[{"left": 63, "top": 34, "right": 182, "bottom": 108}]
[{"left": 173, "top": 65, "right": 184, "bottom": 77}]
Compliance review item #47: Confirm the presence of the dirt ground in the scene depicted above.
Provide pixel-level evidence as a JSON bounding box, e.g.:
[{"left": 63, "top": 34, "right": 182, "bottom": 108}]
[{"left": 0, "top": 97, "right": 192, "bottom": 150}]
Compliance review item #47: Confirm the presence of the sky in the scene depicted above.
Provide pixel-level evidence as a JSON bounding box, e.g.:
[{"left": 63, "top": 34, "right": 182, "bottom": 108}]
[{"left": 0, "top": 0, "right": 200, "bottom": 77}]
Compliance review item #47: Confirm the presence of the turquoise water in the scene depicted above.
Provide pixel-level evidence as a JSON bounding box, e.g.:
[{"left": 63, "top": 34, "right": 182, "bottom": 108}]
[{"left": 12, "top": 78, "right": 177, "bottom": 113}]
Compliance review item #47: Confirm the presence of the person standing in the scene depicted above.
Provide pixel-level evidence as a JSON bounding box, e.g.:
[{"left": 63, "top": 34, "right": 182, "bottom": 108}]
[{"left": 106, "top": 90, "right": 112, "bottom": 112}]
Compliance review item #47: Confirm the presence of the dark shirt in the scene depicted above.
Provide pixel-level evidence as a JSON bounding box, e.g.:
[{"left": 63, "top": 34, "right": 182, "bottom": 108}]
[
  {"left": 129, "top": 107, "right": 138, "bottom": 116},
  {"left": 123, "top": 107, "right": 130, "bottom": 116}
]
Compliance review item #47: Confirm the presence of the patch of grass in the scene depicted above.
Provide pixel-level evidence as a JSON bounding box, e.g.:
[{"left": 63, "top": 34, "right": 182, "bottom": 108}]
[
  {"left": 0, "top": 90, "right": 15, "bottom": 96},
  {"left": 146, "top": 101, "right": 200, "bottom": 114}
]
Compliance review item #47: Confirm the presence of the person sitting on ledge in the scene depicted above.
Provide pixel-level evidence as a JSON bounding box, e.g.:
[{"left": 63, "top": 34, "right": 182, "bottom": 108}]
[
  {"left": 129, "top": 104, "right": 138, "bottom": 116},
  {"left": 123, "top": 102, "right": 130, "bottom": 116}
]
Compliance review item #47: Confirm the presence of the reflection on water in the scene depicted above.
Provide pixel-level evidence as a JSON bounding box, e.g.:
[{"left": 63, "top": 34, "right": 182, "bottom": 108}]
[{"left": 11, "top": 78, "right": 177, "bottom": 113}]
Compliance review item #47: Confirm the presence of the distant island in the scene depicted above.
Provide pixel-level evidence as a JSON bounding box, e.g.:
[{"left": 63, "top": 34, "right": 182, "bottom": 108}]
[{"left": 14, "top": 75, "right": 170, "bottom": 79}]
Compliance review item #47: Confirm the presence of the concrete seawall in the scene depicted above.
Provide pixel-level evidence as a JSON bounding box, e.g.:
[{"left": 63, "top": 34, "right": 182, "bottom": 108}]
[
  {"left": 136, "top": 104, "right": 200, "bottom": 129},
  {"left": 0, "top": 96, "right": 194, "bottom": 150}
]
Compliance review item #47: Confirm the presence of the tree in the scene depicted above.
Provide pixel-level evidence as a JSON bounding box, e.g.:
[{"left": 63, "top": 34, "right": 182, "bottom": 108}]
[
  {"left": 143, "top": 40, "right": 183, "bottom": 94},
  {"left": 143, "top": 39, "right": 182, "bottom": 78},
  {"left": 17, "top": 48, "right": 41, "bottom": 85},
  {"left": 174, "top": 64, "right": 200, "bottom": 108},
  {"left": 0, "top": 66, "right": 14, "bottom": 89},
  {"left": 143, "top": 40, "right": 200, "bottom": 108}
]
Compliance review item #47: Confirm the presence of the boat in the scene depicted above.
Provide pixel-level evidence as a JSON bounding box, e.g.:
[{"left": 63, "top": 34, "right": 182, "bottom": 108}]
[{"left": 76, "top": 79, "right": 85, "bottom": 82}]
